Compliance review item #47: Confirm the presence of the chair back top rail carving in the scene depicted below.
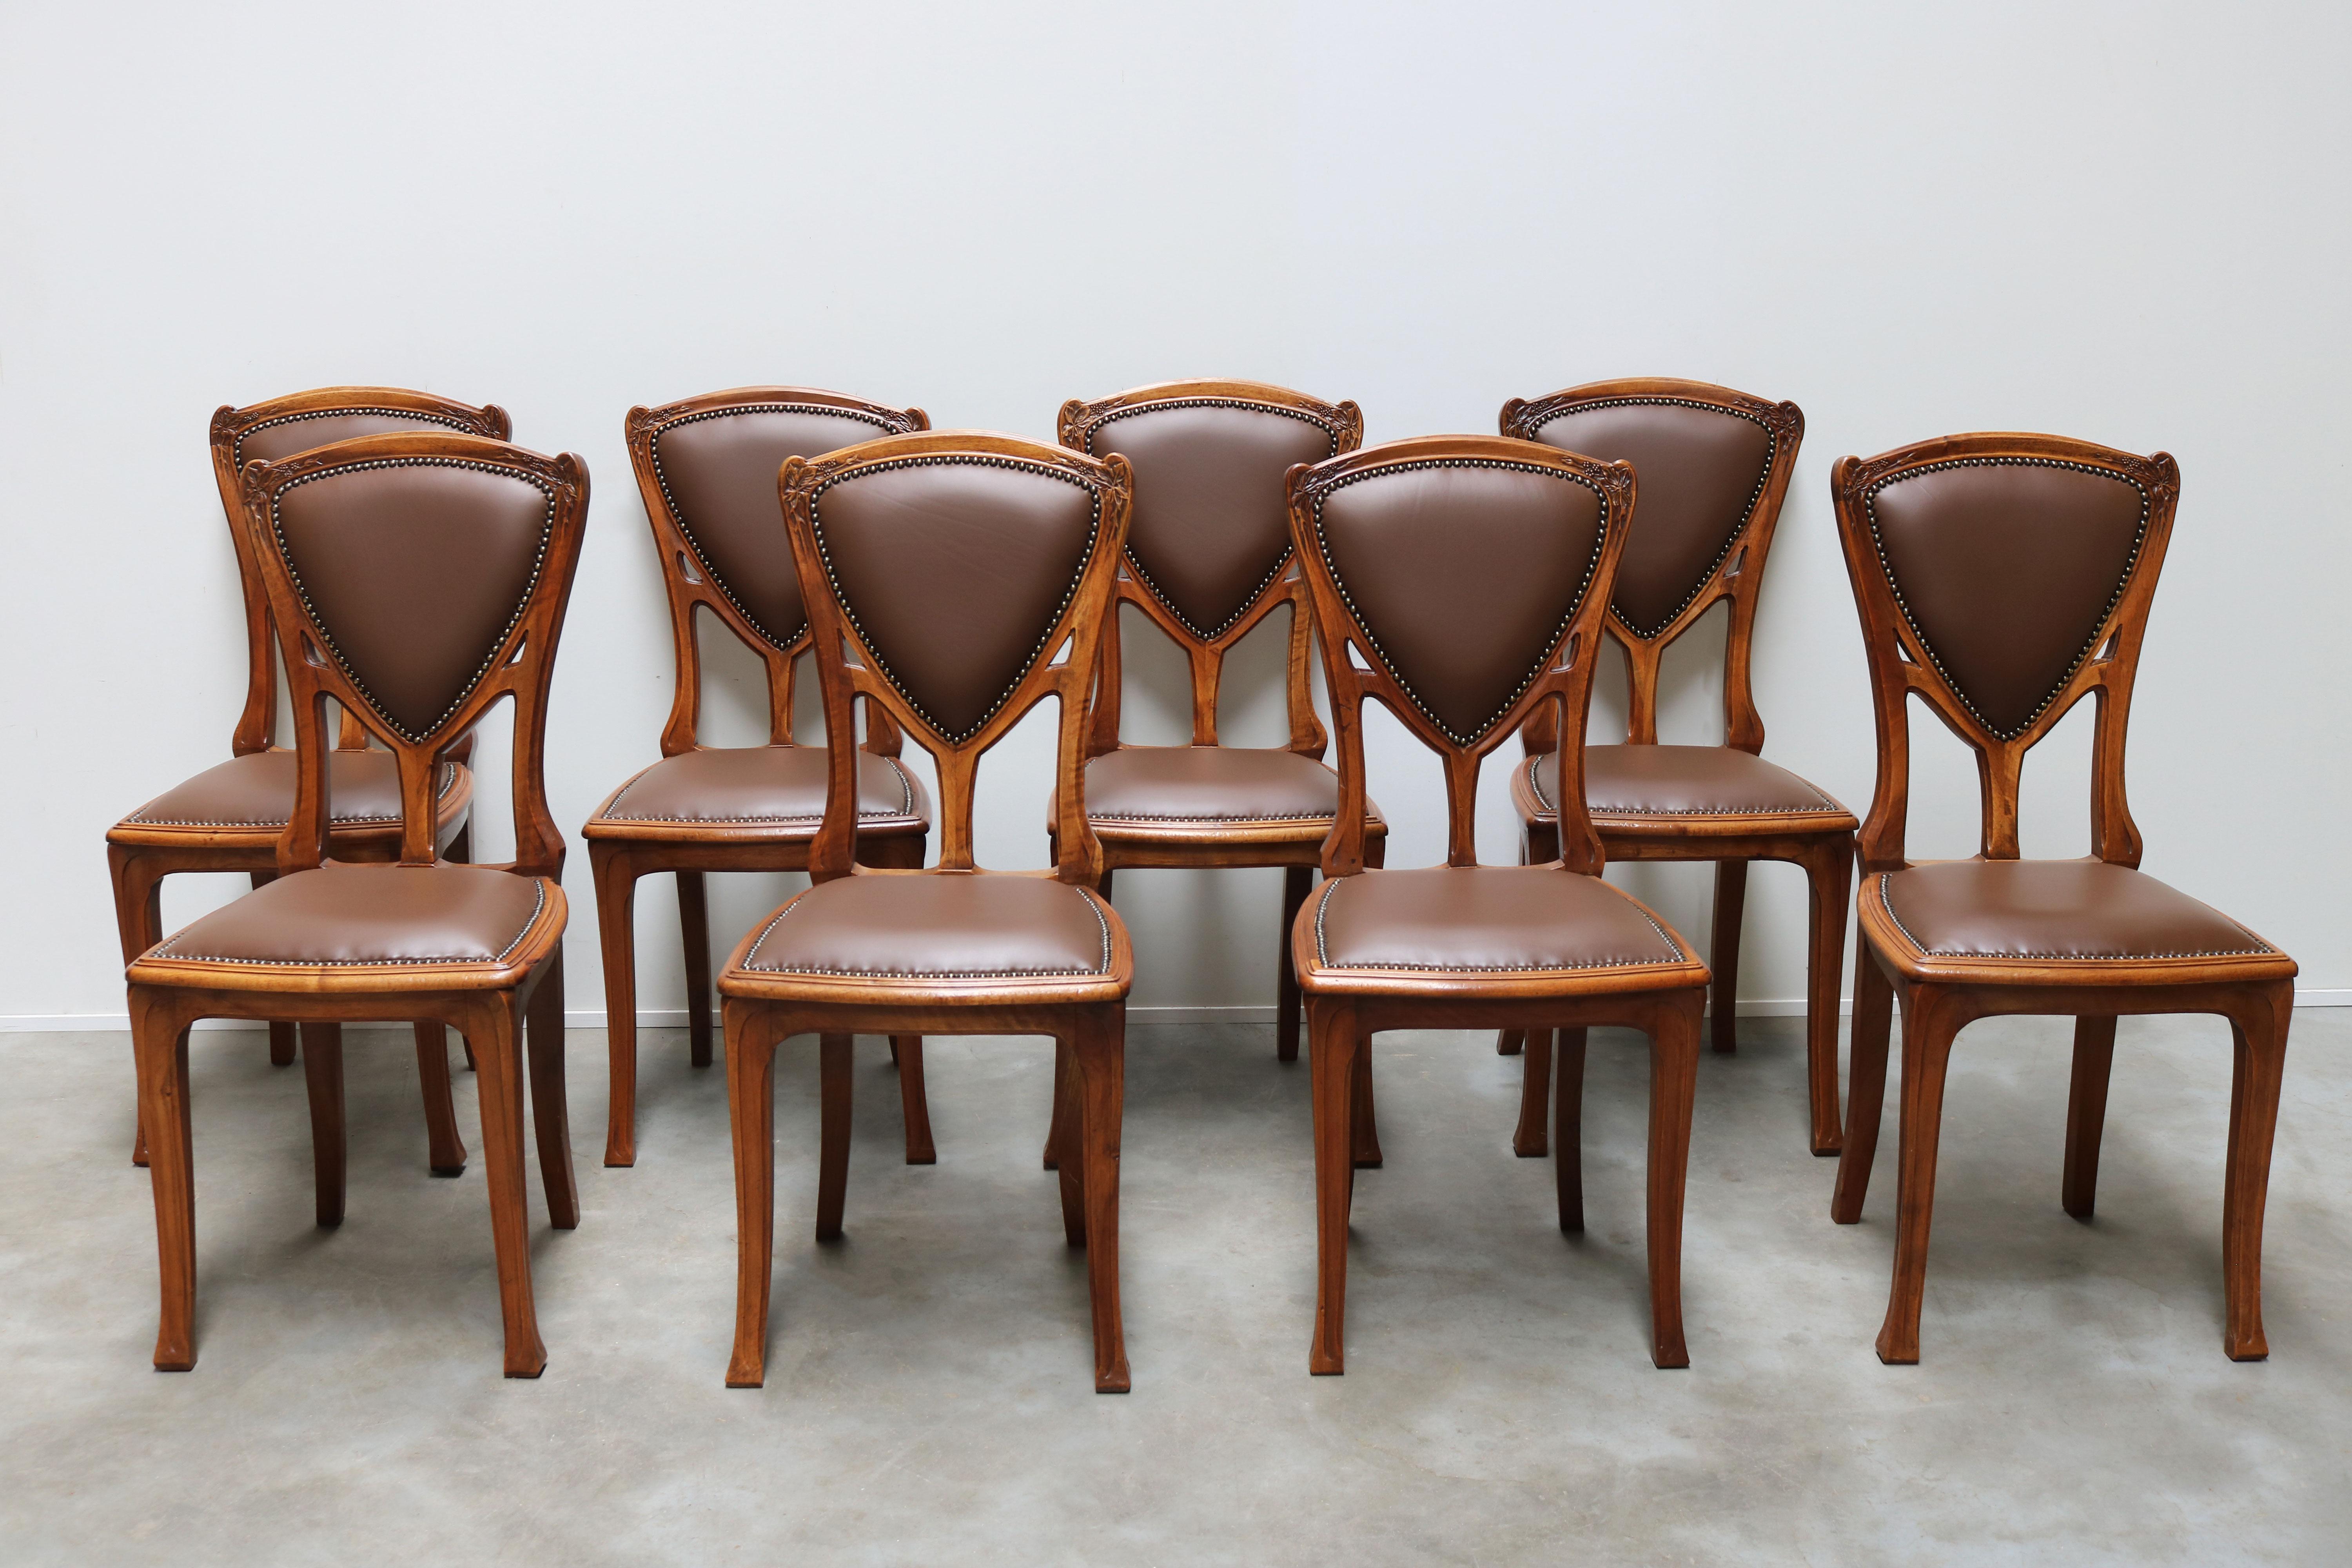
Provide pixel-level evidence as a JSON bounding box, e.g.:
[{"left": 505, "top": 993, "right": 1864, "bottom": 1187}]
[
  {"left": 1501, "top": 377, "right": 1802, "bottom": 755},
  {"left": 625, "top": 387, "right": 929, "bottom": 756},
  {"left": 1830, "top": 430, "right": 2180, "bottom": 871},
  {"left": 781, "top": 430, "right": 1133, "bottom": 882},
  {"left": 211, "top": 388, "right": 510, "bottom": 757},
  {"left": 238, "top": 431, "right": 589, "bottom": 876},
  {"left": 1059, "top": 379, "right": 1361, "bottom": 756},
  {"left": 1286, "top": 434, "right": 1634, "bottom": 877}
]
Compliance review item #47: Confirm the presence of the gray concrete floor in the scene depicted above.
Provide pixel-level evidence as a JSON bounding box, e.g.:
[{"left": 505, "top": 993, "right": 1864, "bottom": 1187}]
[{"left": 3, "top": 1010, "right": 2348, "bottom": 1564}]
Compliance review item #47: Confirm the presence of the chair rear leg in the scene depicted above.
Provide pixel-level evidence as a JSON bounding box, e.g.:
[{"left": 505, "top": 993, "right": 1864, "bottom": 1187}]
[
  {"left": 1055, "top": 1036, "right": 1087, "bottom": 1245},
  {"left": 300, "top": 1022, "right": 346, "bottom": 1227},
  {"left": 1308, "top": 1000, "right": 1360, "bottom": 1375},
  {"left": 1352, "top": 1028, "right": 1383, "bottom": 1168},
  {"left": 1043, "top": 1036, "right": 1073, "bottom": 1172},
  {"left": 413, "top": 1024, "right": 467, "bottom": 1175},
  {"left": 1647, "top": 997, "right": 1700, "bottom": 1368},
  {"left": 2222, "top": 984, "right": 2292, "bottom": 1360},
  {"left": 1278, "top": 866, "right": 1311, "bottom": 1062},
  {"left": 525, "top": 951, "right": 579, "bottom": 1230},
  {"left": 724, "top": 1005, "right": 782, "bottom": 1388},
  {"left": 2062, "top": 1016, "right": 2118, "bottom": 1219},
  {"left": 679, "top": 870, "right": 715, "bottom": 1069},
  {"left": 589, "top": 842, "right": 641, "bottom": 1167},
  {"left": 468, "top": 1001, "right": 546, "bottom": 1377},
  {"left": 1497, "top": 1029, "right": 1524, "bottom": 1056},
  {"left": 1875, "top": 990, "right": 1962, "bottom": 1365},
  {"left": 1832, "top": 945, "right": 1898, "bottom": 1224},
  {"left": 1513, "top": 1030, "right": 1553, "bottom": 1156},
  {"left": 1554, "top": 1027, "right": 1588, "bottom": 1233},
  {"left": 1709, "top": 860, "right": 1748, "bottom": 1056},
  {"left": 131, "top": 988, "right": 198, "bottom": 1370},
  {"left": 1803, "top": 837, "right": 1853, "bottom": 1154},
  {"left": 1073, "top": 1004, "right": 1130, "bottom": 1392},
  {"left": 816, "top": 1034, "right": 853, "bottom": 1241},
  {"left": 893, "top": 1037, "right": 936, "bottom": 1164}
]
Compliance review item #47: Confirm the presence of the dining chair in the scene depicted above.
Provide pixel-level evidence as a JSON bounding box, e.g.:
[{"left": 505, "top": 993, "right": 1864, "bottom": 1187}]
[
  {"left": 107, "top": 388, "right": 503, "bottom": 1174},
  {"left": 1495, "top": 379, "right": 1856, "bottom": 1158},
  {"left": 589, "top": 388, "right": 936, "bottom": 1168},
  {"left": 1826, "top": 431, "right": 2296, "bottom": 1363},
  {"left": 718, "top": 430, "right": 1137, "bottom": 1392},
  {"left": 123, "top": 429, "right": 586, "bottom": 1377},
  {"left": 1053, "top": 380, "right": 1386, "bottom": 1077},
  {"left": 1286, "top": 434, "right": 1711, "bottom": 1374}
]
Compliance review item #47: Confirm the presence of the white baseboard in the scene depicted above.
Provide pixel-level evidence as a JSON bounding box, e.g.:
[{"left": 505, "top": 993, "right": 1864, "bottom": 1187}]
[{"left": 8, "top": 989, "right": 2348, "bottom": 1033}]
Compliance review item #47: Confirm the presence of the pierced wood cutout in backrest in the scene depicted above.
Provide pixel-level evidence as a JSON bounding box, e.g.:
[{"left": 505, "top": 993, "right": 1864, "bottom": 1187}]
[
  {"left": 1287, "top": 436, "right": 1634, "bottom": 877},
  {"left": 781, "top": 432, "right": 1132, "bottom": 882},
  {"left": 238, "top": 432, "right": 590, "bottom": 875},
  {"left": 1058, "top": 380, "right": 1362, "bottom": 756},
  {"left": 624, "top": 387, "right": 929, "bottom": 754},
  {"left": 210, "top": 388, "right": 510, "bottom": 757},
  {"left": 1501, "top": 378, "right": 1802, "bottom": 754},
  {"left": 1830, "top": 432, "right": 2180, "bottom": 871}
]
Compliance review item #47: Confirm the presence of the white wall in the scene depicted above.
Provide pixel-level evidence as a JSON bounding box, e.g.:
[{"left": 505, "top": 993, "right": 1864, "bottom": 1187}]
[{"left": 3, "top": 0, "right": 2344, "bottom": 1028}]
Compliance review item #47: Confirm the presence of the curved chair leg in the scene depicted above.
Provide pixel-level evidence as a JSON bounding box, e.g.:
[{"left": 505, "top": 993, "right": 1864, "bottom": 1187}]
[
  {"left": 1802, "top": 837, "right": 1854, "bottom": 1154},
  {"left": 1278, "top": 866, "right": 1312, "bottom": 1062},
  {"left": 300, "top": 1022, "right": 346, "bottom": 1227},
  {"left": 1553, "top": 1027, "right": 1588, "bottom": 1232},
  {"left": 1073, "top": 1004, "right": 1131, "bottom": 1392},
  {"left": 815, "top": 1034, "right": 853, "bottom": 1241},
  {"left": 525, "top": 951, "right": 579, "bottom": 1230},
  {"left": 1647, "top": 997, "right": 1700, "bottom": 1368},
  {"left": 446, "top": 825, "right": 476, "bottom": 1072},
  {"left": 1497, "top": 1029, "right": 1524, "bottom": 1056},
  {"left": 589, "top": 841, "right": 641, "bottom": 1167},
  {"left": 1351, "top": 1028, "right": 1382, "bottom": 1168},
  {"left": 413, "top": 1024, "right": 468, "bottom": 1175},
  {"left": 2062, "top": 1016, "right": 2118, "bottom": 1219},
  {"left": 1709, "top": 860, "right": 1748, "bottom": 1056},
  {"left": 1308, "top": 999, "right": 1360, "bottom": 1375},
  {"left": 108, "top": 842, "right": 166, "bottom": 1167},
  {"left": 467, "top": 998, "right": 547, "bottom": 1377},
  {"left": 724, "top": 1005, "right": 782, "bottom": 1388},
  {"left": 679, "top": 870, "right": 715, "bottom": 1070},
  {"left": 1043, "top": 1036, "right": 1073, "bottom": 1172},
  {"left": 2223, "top": 984, "right": 2292, "bottom": 1360},
  {"left": 1831, "top": 944, "right": 1898, "bottom": 1224},
  {"left": 1513, "top": 1030, "right": 1553, "bottom": 1156},
  {"left": 893, "top": 1037, "right": 936, "bottom": 1164},
  {"left": 1875, "top": 988, "right": 1963, "bottom": 1365},
  {"left": 130, "top": 987, "right": 198, "bottom": 1371}
]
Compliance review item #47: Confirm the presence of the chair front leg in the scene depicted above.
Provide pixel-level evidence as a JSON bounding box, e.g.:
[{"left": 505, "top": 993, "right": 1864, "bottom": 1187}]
[
  {"left": 130, "top": 986, "right": 198, "bottom": 1370},
  {"left": 724, "top": 1004, "right": 783, "bottom": 1388},
  {"left": 108, "top": 843, "right": 167, "bottom": 1167},
  {"left": 466, "top": 998, "right": 547, "bottom": 1377},
  {"left": 1875, "top": 985, "right": 1965, "bottom": 1365},
  {"left": 1073, "top": 1004, "right": 1131, "bottom": 1392},
  {"left": 1831, "top": 944, "right": 1898, "bottom": 1224},
  {"left": 1054, "top": 1036, "right": 1087, "bottom": 1245},
  {"left": 1647, "top": 995, "right": 1700, "bottom": 1368},
  {"left": 1553, "top": 1027, "right": 1588, "bottom": 1233},
  {"left": 1709, "top": 860, "right": 1749, "bottom": 1056},
  {"left": 1307, "top": 999, "right": 1360, "bottom": 1375},
  {"left": 300, "top": 1022, "right": 346, "bottom": 1227},
  {"left": 589, "top": 841, "right": 642, "bottom": 1167},
  {"left": 1802, "top": 836, "right": 1854, "bottom": 1154},
  {"left": 525, "top": 950, "right": 579, "bottom": 1230},
  {"left": 679, "top": 871, "right": 715, "bottom": 1069},
  {"left": 2061, "top": 1016, "right": 2118, "bottom": 1219},
  {"left": 2222, "top": 982, "right": 2293, "bottom": 1361},
  {"left": 1513, "top": 1029, "right": 1553, "bottom": 1157}
]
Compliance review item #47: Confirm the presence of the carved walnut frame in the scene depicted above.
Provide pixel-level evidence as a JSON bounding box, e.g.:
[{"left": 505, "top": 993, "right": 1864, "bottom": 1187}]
[
  {"left": 1497, "top": 378, "right": 1854, "bottom": 1159},
  {"left": 1283, "top": 435, "right": 1710, "bottom": 1374},
  {"left": 1825, "top": 431, "right": 2294, "bottom": 1366},
  {"left": 588, "top": 388, "right": 936, "bottom": 1169},
  {"left": 717, "top": 432, "right": 1138, "bottom": 1393},
  {"left": 123, "top": 430, "right": 591, "bottom": 1378}
]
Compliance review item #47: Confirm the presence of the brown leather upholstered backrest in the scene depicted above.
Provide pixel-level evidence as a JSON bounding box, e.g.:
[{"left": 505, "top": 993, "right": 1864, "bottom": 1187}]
[
  {"left": 1831, "top": 432, "right": 2180, "bottom": 869},
  {"left": 1289, "top": 436, "right": 1634, "bottom": 873},
  {"left": 783, "top": 432, "right": 1132, "bottom": 880},
  {"left": 625, "top": 388, "right": 929, "bottom": 753},
  {"left": 1059, "top": 381, "right": 1361, "bottom": 753},
  {"left": 1502, "top": 380, "right": 1802, "bottom": 753},
  {"left": 240, "top": 432, "right": 589, "bottom": 873},
  {"left": 210, "top": 389, "right": 510, "bottom": 757}
]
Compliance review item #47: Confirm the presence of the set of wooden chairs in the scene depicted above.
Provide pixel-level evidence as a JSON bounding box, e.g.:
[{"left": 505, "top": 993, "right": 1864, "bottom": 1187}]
[{"left": 105, "top": 378, "right": 2298, "bottom": 1389}]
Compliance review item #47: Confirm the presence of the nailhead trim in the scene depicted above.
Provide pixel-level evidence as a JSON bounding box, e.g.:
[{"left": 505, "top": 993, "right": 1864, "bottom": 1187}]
[
  {"left": 234, "top": 407, "right": 471, "bottom": 467},
  {"left": 597, "top": 754, "right": 918, "bottom": 824},
  {"left": 271, "top": 457, "right": 555, "bottom": 745},
  {"left": 153, "top": 875, "right": 548, "bottom": 967},
  {"left": 1082, "top": 398, "right": 1341, "bottom": 642},
  {"left": 1874, "top": 871, "right": 2275, "bottom": 960},
  {"left": 129, "top": 761, "right": 460, "bottom": 827},
  {"left": 1310, "top": 875, "right": 1688, "bottom": 972},
  {"left": 649, "top": 405, "right": 906, "bottom": 652},
  {"left": 1311, "top": 458, "right": 1605, "bottom": 747},
  {"left": 1531, "top": 397, "right": 1775, "bottom": 641},
  {"left": 1862, "top": 456, "right": 2149, "bottom": 742},
  {"left": 1523, "top": 754, "right": 1830, "bottom": 818},
  {"left": 809, "top": 454, "right": 1102, "bottom": 744},
  {"left": 740, "top": 883, "right": 1113, "bottom": 977}
]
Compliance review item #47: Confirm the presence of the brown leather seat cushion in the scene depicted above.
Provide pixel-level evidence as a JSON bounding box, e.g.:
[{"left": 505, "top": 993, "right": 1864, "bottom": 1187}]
[
  {"left": 595, "top": 747, "right": 922, "bottom": 826},
  {"left": 1072, "top": 746, "right": 1383, "bottom": 825},
  {"left": 122, "top": 751, "right": 457, "bottom": 829},
  {"left": 740, "top": 874, "right": 1112, "bottom": 979},
  {"left": 1529, "top": 744, "right": 1841, "bottom": 819},
  {"left": 1877, "top": 860, "right": 2279, "bottom": 962},
  {"left": 1311, "top": 866, "right": 1687, "bottom": 973},
  {"left": 147, "top": 863, "right": 549, "bottom": 967}
]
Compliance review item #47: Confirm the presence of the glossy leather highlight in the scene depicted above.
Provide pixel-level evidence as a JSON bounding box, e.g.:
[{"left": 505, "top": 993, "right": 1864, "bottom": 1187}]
[
  {"left": 595, "top": 746, "right": 922, "bottom": 827},
  {"left": 1073, "top": 746, "right": 1381, "bottom": 825},
  {"left": 1529, "top": 744, "right": 1841, "bottom": 820},
  {"left": 1875, "top": 860, "right": 2279, "bottom": 963},
  {"left": 146, "top": 862, "right": 550, "bottom": 967},
  {"left": 1310, "top": 865, "right": 1688, "bottom": 973},
  {"left": 740, "top": 875, "right": 1112, "bottom": 978},
  {"left": 123, "top": 751, "right": 457, "bottom": 829}
]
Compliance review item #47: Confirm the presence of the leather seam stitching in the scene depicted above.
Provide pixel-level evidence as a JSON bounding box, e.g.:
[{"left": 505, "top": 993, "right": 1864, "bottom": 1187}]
[
  {"left": 739, "top": 881, "right": 1114, "bottom": 977},
  {"left": 234, "top": 407, "right": 473, "bottom": 467},
  {"left": 152, "top": 876, "right": 548, "bottom": 967},
  {"left": 1875, "top": 872, "right": 2276, "bottom": 960},
  {"left": 129, "top": 761, "right": 460, "bottom": 827},
  {"left": 1312, "top": 874, "right": 1686, "bottom": 971},
  {"left": 1523, "top": 754, "right": 1831, "bottom": 817},
  {"left": 599, "top": 753, "right": 918, "bottom": 824}
]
